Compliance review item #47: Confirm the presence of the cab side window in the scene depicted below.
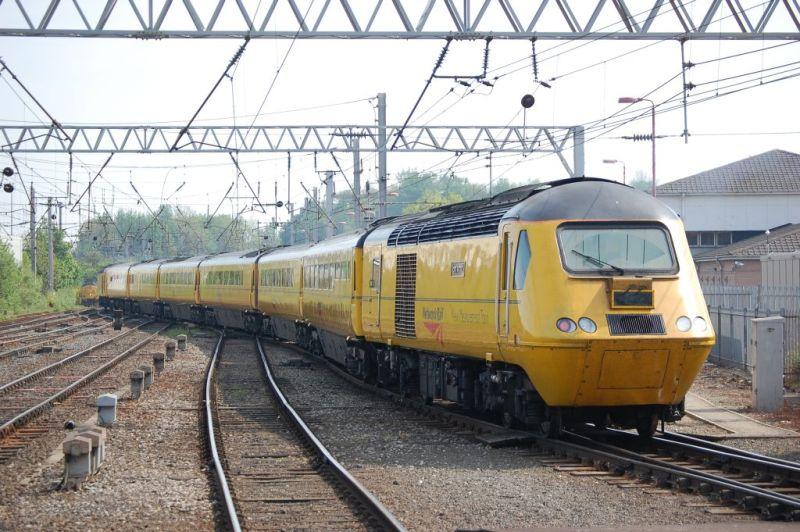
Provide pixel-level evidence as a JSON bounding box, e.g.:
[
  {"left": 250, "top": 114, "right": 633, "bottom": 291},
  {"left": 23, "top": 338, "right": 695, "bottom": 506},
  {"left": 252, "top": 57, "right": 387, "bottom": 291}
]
[{"left": 513, "top": 230, "right": 531, "bottom": 290}]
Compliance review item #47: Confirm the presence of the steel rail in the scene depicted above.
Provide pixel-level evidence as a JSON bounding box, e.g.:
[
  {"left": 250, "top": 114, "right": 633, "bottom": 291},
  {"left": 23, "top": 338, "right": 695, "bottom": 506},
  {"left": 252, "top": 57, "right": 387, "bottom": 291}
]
[
  {"left": 544, "top": 431, "right": 800, "bottom": 519},
  {"left": 0, "top": 315, "right": 104, "bottom": 346},
  {"left": 203, "top": 332, "right": 242, "bottom": 532},
  {"left": 662, "top": 430, "right": 800, "bottom": 469},
  {"left": 255, "top": 337, "right": 405, "bottom": 532},
  {"left": 600, "top": 428, "right": 800, "bottom": 484},
  {"left": 0, "top": 323, "right": 169, "bottom": 439},
  {"left": 0, "top": 310, "right": 83, "bottom": 334},
  {"left": 0, "top": 322, "right": 149, "bottom": 395},
  {"left": 0, "top": 314, "right": 85, "bottom": 339},
  {"left": 0, "top": 310, "right": 70, "bottom": 331},
  {"left": 0, "top": 318, "right": 112, "bottom": 360}
]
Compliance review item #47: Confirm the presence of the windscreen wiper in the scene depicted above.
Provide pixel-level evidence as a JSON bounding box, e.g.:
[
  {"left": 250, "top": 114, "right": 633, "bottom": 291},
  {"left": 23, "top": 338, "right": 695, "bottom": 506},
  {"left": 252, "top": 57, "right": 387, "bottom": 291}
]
[{"left": 571, "top": 249, "right": 625, "bottom": 275}]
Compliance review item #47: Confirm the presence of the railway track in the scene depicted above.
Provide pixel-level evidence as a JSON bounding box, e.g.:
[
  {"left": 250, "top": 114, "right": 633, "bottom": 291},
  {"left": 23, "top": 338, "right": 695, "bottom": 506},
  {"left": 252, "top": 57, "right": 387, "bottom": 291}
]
[
  {"left": 533, "top": 428, "right": 800, "bottom": 520},
  {"left": 0, "top": 310, "right": 88, "bottom": 337},
  {"left": 0, "top": 314, "right": 103, "bottom": 347},
  {"left": 0, "top": 321, "right": 168, "bottom": 462},
  {"left": 204, "top": 334, "right": 403, "bottom": 531},
  {"left": 0, "top": 310, "right": 76, "bottom": 332},
  {"left": 271, "top": 338, "right": 800, "bottom": 521},
  {"left": 0, "top": 315, "right": 110, "bottom": 360}
]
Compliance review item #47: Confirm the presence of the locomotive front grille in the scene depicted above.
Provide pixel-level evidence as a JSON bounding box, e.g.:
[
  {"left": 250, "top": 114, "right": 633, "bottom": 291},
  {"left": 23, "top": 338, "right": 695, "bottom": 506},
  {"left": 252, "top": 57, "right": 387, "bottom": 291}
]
[
  {"left": 395, "top": 253, "right": 417, "bottom": 338},
  {"left": 606, "top": 314, "right": 665, "bottom": 335}
]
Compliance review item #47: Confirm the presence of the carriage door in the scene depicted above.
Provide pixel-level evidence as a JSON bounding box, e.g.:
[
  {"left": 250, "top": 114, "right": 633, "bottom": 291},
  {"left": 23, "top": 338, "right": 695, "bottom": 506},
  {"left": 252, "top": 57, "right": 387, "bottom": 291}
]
[
  {"left": 496, "top": 229, "right": 513, "bottom": 347},
  {"left": 363, "top": 245, "right": 383, "bottom": 331}
]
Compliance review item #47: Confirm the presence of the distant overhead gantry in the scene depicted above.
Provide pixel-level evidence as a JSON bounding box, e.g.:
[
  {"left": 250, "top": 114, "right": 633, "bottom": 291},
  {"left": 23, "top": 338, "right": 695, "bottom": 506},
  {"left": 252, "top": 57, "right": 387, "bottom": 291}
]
[
  {"left": 0, "top": 123, "right": 585, "bottom": 177},
  {"left": 1, "top": 0, "right": 798, "bottom": 40}
]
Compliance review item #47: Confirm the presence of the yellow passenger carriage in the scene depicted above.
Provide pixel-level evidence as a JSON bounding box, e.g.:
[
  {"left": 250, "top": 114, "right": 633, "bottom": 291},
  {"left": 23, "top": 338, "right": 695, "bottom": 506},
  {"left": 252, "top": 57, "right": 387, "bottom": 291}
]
[
  {"left": 197, "top": 250, "right": 264, "bottom": 329},
  {"left": 158, "top": 256, "right": 205, "bottom": 322},
  {"left": 100, "top": 262, "right": 134, "bottom": 310},
  {"left": 298, "top": 233, "right": 363, "bottom": 365},
  {"left": 256, "top": 244, "right": 311, "bottom": 341},
  {"left": 128, "top": 259, "right": 167, "bottom": 315}
]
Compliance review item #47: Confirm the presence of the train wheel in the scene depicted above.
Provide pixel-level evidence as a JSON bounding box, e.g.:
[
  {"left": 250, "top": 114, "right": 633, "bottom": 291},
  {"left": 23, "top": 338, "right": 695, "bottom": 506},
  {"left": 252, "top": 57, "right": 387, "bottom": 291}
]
[
  {"left": 539, "top": 409, "right": 562, "bottom": 438},
  {"left": 636, "top": 414, "right": 658, "bottom": 438}
]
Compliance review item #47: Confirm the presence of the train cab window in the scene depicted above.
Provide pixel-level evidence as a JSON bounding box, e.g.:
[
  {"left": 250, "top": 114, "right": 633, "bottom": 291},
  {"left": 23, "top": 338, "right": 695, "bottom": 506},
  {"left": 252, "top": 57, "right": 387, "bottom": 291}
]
[
  {"left": 513, "top": 230, "right": 531, "bottom": 290},
  {"left": 558, "top": 223, "right": 677, "bottom": 275}
]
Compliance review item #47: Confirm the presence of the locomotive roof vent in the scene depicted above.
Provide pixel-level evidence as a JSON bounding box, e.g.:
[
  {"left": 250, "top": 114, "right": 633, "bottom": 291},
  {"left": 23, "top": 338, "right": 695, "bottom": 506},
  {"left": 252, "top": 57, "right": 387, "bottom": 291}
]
[{"left": 388, "top": 204, "right": 511, "bottom": 246}]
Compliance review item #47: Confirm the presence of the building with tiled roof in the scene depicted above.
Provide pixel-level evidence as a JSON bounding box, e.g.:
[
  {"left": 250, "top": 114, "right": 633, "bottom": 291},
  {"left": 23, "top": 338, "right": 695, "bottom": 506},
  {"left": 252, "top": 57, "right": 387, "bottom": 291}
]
[
  {"left": 658, "top": 149, "right": 800, "bottom": 194},
  {"left": 693, "top": 223, "right": 800, "bottom": 286},
  {"left": 656, "top": 150, "right": 800, "bottom": 254}
]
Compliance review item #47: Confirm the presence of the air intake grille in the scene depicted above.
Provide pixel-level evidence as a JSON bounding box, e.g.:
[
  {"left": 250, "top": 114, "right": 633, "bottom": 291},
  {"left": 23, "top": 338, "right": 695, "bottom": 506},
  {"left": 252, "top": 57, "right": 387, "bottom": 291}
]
[
  {"left": 387, "top": 205, "right": 510, "bottom": 246},
  {"left": 606, "top": 314, "right": 665, "bottom": 335},
  {"left": 395, "top": 253, "right": 417, "bottom": 338}
]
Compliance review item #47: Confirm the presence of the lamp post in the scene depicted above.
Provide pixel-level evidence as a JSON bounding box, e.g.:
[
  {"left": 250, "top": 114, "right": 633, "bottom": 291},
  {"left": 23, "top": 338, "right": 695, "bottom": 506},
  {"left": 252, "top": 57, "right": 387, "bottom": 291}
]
[
  {"left": 602, "top": 159, "right": 626, "bottom": 185},
  {"left": 618, "top": 96, "right": 656, "bottom": 196}
]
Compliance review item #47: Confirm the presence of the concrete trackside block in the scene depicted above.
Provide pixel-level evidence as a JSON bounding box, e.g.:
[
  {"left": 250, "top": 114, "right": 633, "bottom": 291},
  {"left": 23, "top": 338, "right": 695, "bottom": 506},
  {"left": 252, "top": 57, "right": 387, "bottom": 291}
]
[
  {"left": 750, "top": 316, "right": 785, "bottom": 412},
  {"left": 153, "top": 352, "right": 165, "bottom": 376},
  {"left": 165, "top": 339, "right": 177, "bottom": 360},
  {"left": 139, "top": 365, "right": 153, "bottom": 389},
  {"left": 130, "top": 370, "right": 144, "bottom": 400},
  {"left": 62, "top": 435, "right": 92, "bottom": 489},
  {"left": 176, "top": 334, "right": 187, "bottom": 351},
  {"left": 96, "top": 393, "right": 118, "bottom": 427},
  {"left": 76, "top": 425, "right": 107, "bottom": 474}
]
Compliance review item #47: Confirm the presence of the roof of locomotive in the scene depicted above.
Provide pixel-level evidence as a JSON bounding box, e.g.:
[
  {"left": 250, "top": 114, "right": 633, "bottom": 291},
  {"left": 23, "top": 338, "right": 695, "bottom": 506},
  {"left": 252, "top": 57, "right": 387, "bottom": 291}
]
[
  {"left": 365, "top": 177, "right": 678, "bottom": 248},
  {"left": 505, "top": 178, "right": 680, "bottom": 222}
]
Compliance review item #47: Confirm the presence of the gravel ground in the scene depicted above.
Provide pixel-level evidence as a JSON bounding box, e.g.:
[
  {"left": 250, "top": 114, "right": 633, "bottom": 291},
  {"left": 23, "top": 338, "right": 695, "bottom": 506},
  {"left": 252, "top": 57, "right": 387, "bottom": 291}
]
[
  {"left": 686, "top": 362, "right": 800, "bottom": 462},
  {"left": 264, "top": 343, "right": 751, "bottom": 530},
  {"left": 0, "top": 323, "right": 216, "bottom": 531}
]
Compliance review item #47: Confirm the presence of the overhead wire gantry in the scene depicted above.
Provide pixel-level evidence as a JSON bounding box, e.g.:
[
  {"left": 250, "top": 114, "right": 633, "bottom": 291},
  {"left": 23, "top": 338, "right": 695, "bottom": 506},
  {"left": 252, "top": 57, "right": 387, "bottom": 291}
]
[{"left": 0, "top": 0, "right": 798, "bottom": 40}]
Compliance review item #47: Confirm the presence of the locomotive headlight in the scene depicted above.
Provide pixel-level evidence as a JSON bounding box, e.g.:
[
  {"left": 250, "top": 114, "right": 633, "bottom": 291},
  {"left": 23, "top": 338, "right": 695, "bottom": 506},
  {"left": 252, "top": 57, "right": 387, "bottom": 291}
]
[
  {"left": 676, "top": 316, "right": 692, "bottom": 332},
  {"left": 693, "top": 316, "right": 707, "bottom": 332},
  {"left": 578, "top": 317, "right": 597, "bottom": 333},
  {"left": 556, "top": 318, "right": 577, "bottom": 333}
]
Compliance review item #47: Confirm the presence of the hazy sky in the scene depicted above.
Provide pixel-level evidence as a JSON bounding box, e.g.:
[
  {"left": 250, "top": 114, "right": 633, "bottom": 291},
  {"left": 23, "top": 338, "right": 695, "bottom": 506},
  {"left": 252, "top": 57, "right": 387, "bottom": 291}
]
[{"left": 1, "top": 1, "right": 799, "bottom": 239}]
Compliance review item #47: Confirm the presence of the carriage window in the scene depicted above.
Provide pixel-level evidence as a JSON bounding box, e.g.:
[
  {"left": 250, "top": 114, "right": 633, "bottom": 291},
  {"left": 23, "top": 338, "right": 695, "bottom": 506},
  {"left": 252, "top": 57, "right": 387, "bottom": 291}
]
[
  {"left": 558, "top": 223, "right": 677, "bottom": 275},
  {"left": 501, "top": 232, "right": 511, "bottom": 290},
  {"left": 513, "top": 230, "right": 531, "bottom": 290},
  {"left": 371, "top": 258, "right": 380, "bottom": 289}
]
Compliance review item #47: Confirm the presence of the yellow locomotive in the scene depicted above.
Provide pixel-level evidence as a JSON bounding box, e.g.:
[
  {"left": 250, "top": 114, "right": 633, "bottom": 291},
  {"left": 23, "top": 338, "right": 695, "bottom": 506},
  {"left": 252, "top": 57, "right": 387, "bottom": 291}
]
[
  {"left": 77, "top": 283, "right": 98, "bottom": 306},
  {"left": 99, "top": 178, "right": 714, "bottom": 436}
]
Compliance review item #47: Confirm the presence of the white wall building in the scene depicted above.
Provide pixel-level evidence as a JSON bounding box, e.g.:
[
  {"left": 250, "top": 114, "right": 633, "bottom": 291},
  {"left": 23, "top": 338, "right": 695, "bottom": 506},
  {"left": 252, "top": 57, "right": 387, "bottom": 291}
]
[
  {"left": 656, "top": 150, "right": 800, "bottom": 252},
  {"left": 0, "top": 234, "right": 24, "bottom": 265}
]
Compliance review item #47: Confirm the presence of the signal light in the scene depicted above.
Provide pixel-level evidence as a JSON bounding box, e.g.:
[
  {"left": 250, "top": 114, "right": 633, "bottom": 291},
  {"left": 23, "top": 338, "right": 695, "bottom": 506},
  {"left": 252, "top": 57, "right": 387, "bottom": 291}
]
[
  {"left": 3, "top": 183, "right": 12, "bottom": 193},
  {"left": 693, "top": 316, "right": 707, "bottom": 331},
  {"left": 676, "top": 316, "right": 692, "bottom": 332},
  {"left": 556, "top": 318, "right": 577, "bottom": 333}
]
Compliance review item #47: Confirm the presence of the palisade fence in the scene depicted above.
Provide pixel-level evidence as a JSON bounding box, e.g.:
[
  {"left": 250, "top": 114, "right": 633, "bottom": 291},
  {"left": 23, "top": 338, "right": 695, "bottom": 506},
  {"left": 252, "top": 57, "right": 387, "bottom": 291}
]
[{"left": 701, "top": 284, "right": 800, "bottom": 387}]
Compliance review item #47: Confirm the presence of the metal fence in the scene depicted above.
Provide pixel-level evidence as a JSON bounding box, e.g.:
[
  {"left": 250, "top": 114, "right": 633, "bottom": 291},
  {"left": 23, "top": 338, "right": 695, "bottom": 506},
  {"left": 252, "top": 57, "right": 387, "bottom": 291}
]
[{"left": 701, "top": 284, "right": 800, "bottom": 386}]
